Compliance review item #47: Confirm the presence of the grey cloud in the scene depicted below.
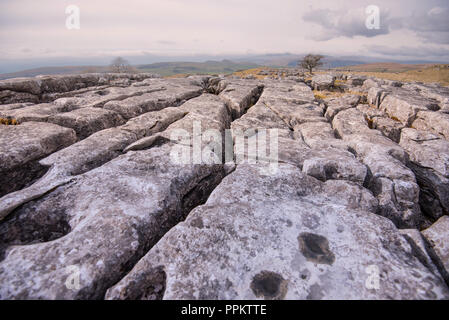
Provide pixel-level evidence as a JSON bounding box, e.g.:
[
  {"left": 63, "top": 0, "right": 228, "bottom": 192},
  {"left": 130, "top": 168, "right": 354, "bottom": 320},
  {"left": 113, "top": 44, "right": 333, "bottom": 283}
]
[
  {"left": 420, "top": 32, "right": 449, "bottom": 45},
  {"left": 0, "top": 0, "right": 448, "bottom": 64},
  {"left": 303, "top": 4, "right": 449, "bottom": 45},
  {"left": 401, "top": 7, "right": 449, "bottom": 44},
  {"left": 303, "top": 7, "right": 391, "bottom": 41},
  {"left": 406, "top": 7, "right": 449, "bottom": 33},
  {"left": 367, "top": 45, "right": 449, "bottom": 59}
]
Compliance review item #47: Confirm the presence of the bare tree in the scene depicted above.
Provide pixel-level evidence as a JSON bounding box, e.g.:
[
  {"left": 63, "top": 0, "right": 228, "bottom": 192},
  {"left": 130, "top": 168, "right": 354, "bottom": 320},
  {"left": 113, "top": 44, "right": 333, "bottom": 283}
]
[
  {"left": 110, "top": 57, "right": 131, "bottom": 73},
  {"left": 298, "top": 54, "right": 324, "bottom": 75}
]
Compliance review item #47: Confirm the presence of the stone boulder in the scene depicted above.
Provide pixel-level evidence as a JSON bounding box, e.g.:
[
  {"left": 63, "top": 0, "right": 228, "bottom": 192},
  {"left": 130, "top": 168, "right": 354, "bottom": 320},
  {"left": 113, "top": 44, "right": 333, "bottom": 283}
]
[
  {"left": 412, "top": 111, "right": 449, "bottom": 140},
  {"left": 324, "top": 94, "right": 361, "bottom": 121},
  {"left": 47, "top": 107, "right": 125, "bottom": 140},
  {"left": 379, "top": 88, "right": 440, "bottom": 126},
  {"left": 219, "top": 82, "right": 264, "bottom": 120},
  {"left": 311, "top": 74, "right": 336, "bottom": 91}
]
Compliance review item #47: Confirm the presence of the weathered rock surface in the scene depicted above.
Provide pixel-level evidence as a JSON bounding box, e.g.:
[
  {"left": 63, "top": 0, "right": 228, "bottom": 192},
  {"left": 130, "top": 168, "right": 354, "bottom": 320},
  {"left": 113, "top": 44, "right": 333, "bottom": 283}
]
[
  {"left": 0, "top": 73, "right": 159, "bottom": 104},
  {"left": 311, "top": 74, "right": 335, "bottom": 91},
  {"left": 412, "top": 111, "right": 449, "bottom": 140},
  {"left": 1, "top": 72, "right": 449, "bottom": 300},
  {"left": 0, "top": 122, "right": 77, "bottom": 197},
  {"left": 0, "top": 99, "right": 218, "bottom": 221},
  {"left": 0, "top": 90, "right": 39, "bottom": 104},
  {"left": 52, "top": 85, "right": 166, "bottom": 110},
  {"left": 47, "top": 107, "right": 125, "bottom": 139},
  {"left": 106, "top": 164, "right": 449, "bottom": 300},
  {"left": 219, "top": 81, "right": 264, "bottom": 119},
  {"left": 231, "top": 102, "right": 290, "bottom": 137},
  {"left": 400, "top": 229, "right": 441, "bottom": 278},
  {"left": 267, "top": 102, "right": 326, "bottom": 128},
  {"left": 367, "top": 87, "right": 389, "bottom": 107},
  {"left": 260, "top": 81, "right": 314, "bottom": 105},
  {"left": 301, "top": 149, "right": 367, "bottom": 184},
  {"left": 356, "top": 104, "right": 405, "bottom": 143},
  {"left": 361, "top": 78, "right": 382, "bottom": 92},
  {"left": 0, "top": 143, "right": 227, "bottom": 299},
  {"left": 324, "top": 94, "right": 361, "bottom": 121},
  {"left": 333, "top": 109, "right": 425, "bottom": 228},
  {"left": 0, "top": 103, "right": 75, "bottom": 123},
  {"left": 296, "top": 121, "right": 349, "bottom": 150},
  {"left": 103, "top": 79, "right": 202, "bottom": 119},
  {"left": 0, "top": 102, "right": 34, "bottom": 111},
  {"left": 379, "top": 88, "right": 440, "bottom": 126},
  {"left": 399, "top": 129, "right": 449, "bottom": 220},
  {"left": 402, "top": 83, "right": 449, "bottom": 109},
  {"left": 422, "top": 216, "right": 449, "bottom": 285}
]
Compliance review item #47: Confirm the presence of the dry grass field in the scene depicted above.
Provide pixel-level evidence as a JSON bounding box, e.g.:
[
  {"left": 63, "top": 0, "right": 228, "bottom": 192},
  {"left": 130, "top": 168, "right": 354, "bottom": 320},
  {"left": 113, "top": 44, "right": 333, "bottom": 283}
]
[
  {"left": 233, "top": 63, "right": 449, "bottom": 86},
  {"left": 232, "top": 67, "right": 273, "bottom": 79},
  {"left": 338, "top": 64, "right": 449, "bottom": 86}
]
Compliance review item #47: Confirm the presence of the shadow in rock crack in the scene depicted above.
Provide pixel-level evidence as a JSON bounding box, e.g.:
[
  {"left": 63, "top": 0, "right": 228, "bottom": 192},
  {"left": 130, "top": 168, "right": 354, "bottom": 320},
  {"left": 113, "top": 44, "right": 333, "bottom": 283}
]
[
  {"left": 0, "top": 161, "right": 50, "bottom": 198},
  {"left": 0, "top": 185, "right": 72, "bottom": 262}
]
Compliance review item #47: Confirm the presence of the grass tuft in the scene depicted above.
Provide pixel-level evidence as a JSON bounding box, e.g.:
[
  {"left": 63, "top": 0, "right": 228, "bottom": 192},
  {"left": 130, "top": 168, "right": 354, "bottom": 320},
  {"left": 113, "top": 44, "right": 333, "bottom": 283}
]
[
  {"left": 0, "top": 118, "right": 19, "bottom": 125},
  {"left": 313, "top": 90, "right": 328, "bottom": 100}
]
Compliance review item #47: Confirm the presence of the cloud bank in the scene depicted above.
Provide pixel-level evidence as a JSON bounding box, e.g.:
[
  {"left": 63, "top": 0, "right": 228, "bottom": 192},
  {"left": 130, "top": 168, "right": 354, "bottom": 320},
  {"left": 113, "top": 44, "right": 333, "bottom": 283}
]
[{"left": 0, "top": 0, "right": 448, "bottom": 66}]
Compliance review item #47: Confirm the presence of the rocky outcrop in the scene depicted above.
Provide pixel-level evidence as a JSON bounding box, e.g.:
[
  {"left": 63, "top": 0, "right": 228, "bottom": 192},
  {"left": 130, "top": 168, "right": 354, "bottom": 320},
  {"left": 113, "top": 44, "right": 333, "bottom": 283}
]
[
  {"left": 402, "top": 83, "right": 449, "bottom": 112},
  {"left": 0, "top": 122, "right": 77, "bottom": 197},
  {"left": 311, "top": 74, "right": 336, "bottom": 91},
  {"left": 1, "top": 72, "right": 449, "bottom": 300},
  {"left": 324, "top": 94, "right": 361, "bottom": 121},
  {"left": 47, "top": 107, "right": 125, "bottom": 140},
  {"left": 106, "top": 163, "right": 448, "bottom": 300},
  {"left": 399, "top": 129, "right": 449, "bottom": 220},
  {"left": 400, "top": 229, "right": 441, "bottom": 277},
  {"left": 0, "top": 144, "right": 227, "bottom": 299},
  {"left": 375, "top": 87, "right": 440, "bottom": 126},
  {"left": 356, "top": 104, "right": 405, "bottom": 143},
  {"left": 103, "top": 79, "right": 203, "bottom": 119},
  {"left": 260, "top": 81, "right": 315, "bottom": 105},
  {"left": 0, "top": 73, "right": 159, "bottom": 104},
  {"left": 218, "top": 80, "right": 264, "bottom": 120},
  {"left": 412, "top": 111, "right": 449, "bottom": 140},
  {"left": 333, "top": 109, "right": 425, "bottom": 229},
  {"left": 422, "top": 216, "right": 449, "bottom": 285}
]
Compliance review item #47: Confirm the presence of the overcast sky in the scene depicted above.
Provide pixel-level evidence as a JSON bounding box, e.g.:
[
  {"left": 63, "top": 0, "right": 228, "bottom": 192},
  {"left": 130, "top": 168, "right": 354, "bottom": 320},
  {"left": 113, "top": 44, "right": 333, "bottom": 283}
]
[{"left": 1, "top": 0, "right": 448, "bottom": 66}]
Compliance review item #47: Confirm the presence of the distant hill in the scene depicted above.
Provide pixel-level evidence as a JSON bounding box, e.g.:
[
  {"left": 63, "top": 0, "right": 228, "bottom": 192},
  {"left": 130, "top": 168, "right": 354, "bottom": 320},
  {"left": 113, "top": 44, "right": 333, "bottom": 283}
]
[
  {"left": 0, "top": 60, "right": 258, "bottom": 80},
  {"left": 233, "top": 53, "right": 447, "bottom": 69},
  {"left": 0, "top": 66, "right": 109, "bottom": 80},
  {"left": 334, "top": 63, "right": 436, "bottom": 73},
  {"left": 1, "top": 55, "right": 447, "bottom": 81},
  {"left": 136, "top": 60, "right": 258, "bottom": 76},
  {"left": 233, "top": 53, "right": 367, "bottom": 69}
]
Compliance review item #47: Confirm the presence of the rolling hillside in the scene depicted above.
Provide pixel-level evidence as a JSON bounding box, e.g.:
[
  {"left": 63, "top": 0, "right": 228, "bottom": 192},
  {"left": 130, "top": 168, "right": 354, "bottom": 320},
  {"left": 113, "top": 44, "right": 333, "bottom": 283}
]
[
  {"left": 0, "top": 60, "right": 258, "bottom": 80},
  {"left": 136, "top": 60, "right": 258, "bottom": 76}
]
